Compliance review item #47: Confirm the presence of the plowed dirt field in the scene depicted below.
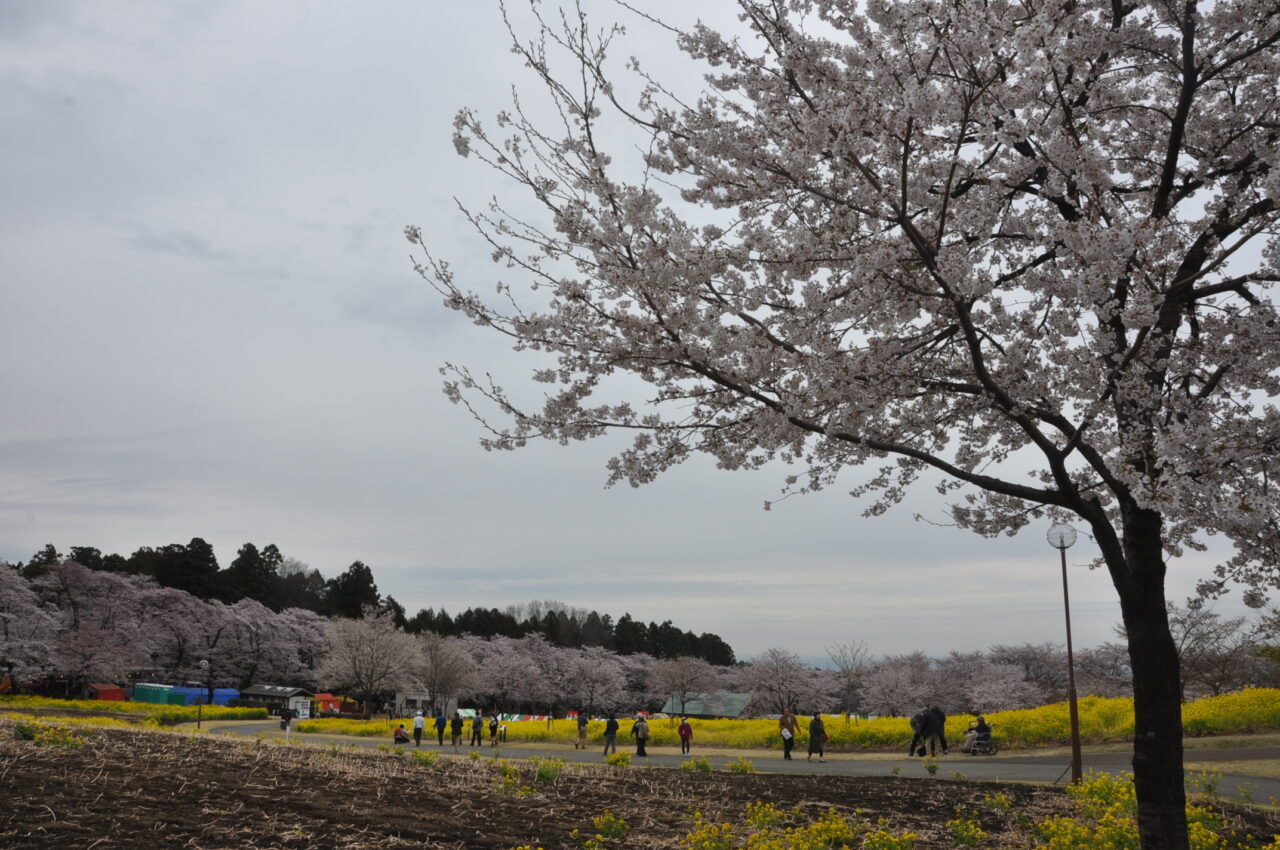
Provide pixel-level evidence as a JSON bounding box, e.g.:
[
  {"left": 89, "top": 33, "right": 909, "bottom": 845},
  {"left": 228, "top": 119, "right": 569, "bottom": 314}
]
[{"left": 2, "top": 720, "right": 1276, "bottom": 848}]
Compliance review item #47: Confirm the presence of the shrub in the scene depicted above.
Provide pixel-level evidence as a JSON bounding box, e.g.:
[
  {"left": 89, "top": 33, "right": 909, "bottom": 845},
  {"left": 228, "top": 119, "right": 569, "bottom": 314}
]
[
  {"left": 604, "top": 751, "right": 631, "bottom": 768},
  {"left": 411, "top": 749, "right": 438, "bottom": 768},
  {"left": 11, "top": 717, "right": 86, "bottom": 749},
  {"left": 862, "top": 827, "right": 918, "bottom": 850},
  {"left": 982, "top": 792, "right": 1014, "bottom": 810},
  {"left": 592, "top": 810, "right": 629, "bottom": 839},
  {"left": 529, "top": 756, "right": 566, "bottom": 783},
  {"left": 946, "top": 815, "right": 986, "bottom": 846},
  {"left": 1186, "top": 769, "right": 1223, "bottom": 800},
  {"left": 743, "top": 801, "right": 786, "bottom": 830},
  {"left": 723, "top": 756, "right": 755, "bottom": 774},
  {"left": 1029, "top": 770, "right": 1275, "bottom": 850},
  {"left": 679, "top": 756, "right": 712, "bottom": 773},
  {"left": 683, "top": 813, "right": 735, "bottom": 850}
]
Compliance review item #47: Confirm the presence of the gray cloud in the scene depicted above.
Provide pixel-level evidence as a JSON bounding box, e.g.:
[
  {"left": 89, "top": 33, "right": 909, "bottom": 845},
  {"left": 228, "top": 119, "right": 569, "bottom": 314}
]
[{"left": 127, "top": 228, "right": 233, "bottom": 261}]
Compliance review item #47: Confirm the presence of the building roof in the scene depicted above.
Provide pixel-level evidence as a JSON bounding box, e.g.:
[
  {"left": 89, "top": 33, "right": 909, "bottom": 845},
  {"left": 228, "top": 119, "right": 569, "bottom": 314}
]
[
  {"left": 240, "top": 684, "right": 313, "bottom": 699},
  {"left": 660, "top": 691, "right": 751, "bottom": 718}
]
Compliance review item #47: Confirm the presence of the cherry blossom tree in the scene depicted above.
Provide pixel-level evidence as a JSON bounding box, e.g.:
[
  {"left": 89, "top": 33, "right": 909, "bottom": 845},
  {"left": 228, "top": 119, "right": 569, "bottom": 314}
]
[
  {"left": 316, "top": 608, "right": 422, "bottom": 707},
  {"left": 937, "top": 652, "right": 1046, "bottom": 712},
  {"left": 468, "top": 635, "right": 544, "bottom": 711},
  {"left": 858, "top": 654, "right": 938, "bottom": 717},
  {"left": 650, "top": 655, "right": 720, "bottom": 715},
  {"left": 1075, "top": 641, "right": 1136, "bottom": 697},
  {"left": 140, "top": 585, "right": 214, "bottom": 678},
  {"left": 30, "top": 562, "right": 152, "bottom": 690},
  {"left": 275, "top": 607, "right": 332, "bottom": 689},
  {"left": 0, "top": 565, "right": 57, "bottom": 675},
  {"left": 564, "top": 645, "right": 629, "bottom": 714},
  {"left": 613, "top": 650, "right": 658, "bottom": 712},
  {"left": 415, "top": 2, "right": 1280, "bottom": 843},
  {"left": 521, "top": 633, "right": 573, "bottom": 715},
  {"left": 826, "top": 640, "right": 871, "bottom": 714},
  {"left": 736, "top": 648, "right": 833, "bottom": 715},
  {"left": 1119, "top": 602, "right": 1268, "bottom": 698},
  {"left": 418, "top": 631, "right": 475, "bottom": 709},
  {"left": 987, "top": 642, "right": 1070, "bottom": 701},
  {"left": 52, "top": 624, "right": 146, "bottom": 689}
]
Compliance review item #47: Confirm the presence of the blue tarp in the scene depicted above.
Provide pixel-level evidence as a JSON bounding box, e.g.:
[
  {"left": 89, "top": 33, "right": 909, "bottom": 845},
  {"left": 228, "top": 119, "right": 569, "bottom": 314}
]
[{"left": 165, "top": 686, "right": 241, "bottom": 706}]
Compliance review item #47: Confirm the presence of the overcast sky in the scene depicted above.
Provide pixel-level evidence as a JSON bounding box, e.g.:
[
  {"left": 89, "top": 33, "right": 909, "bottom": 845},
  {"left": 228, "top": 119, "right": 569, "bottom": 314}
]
[{"left": 0, "top": 0, "right": 1257, "bottom": 662}]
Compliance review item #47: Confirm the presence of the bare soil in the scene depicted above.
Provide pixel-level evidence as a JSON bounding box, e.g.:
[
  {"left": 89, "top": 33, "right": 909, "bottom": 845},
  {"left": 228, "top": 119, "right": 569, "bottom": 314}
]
[{"left": 2, "top": 719, "right": 1276, "bottom": 849}]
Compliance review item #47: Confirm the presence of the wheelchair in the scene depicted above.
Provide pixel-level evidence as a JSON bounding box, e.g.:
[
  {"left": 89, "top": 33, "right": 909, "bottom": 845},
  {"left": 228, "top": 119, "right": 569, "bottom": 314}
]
[{"left": 963, "top": 723, "right": 998, "bottom": 755}]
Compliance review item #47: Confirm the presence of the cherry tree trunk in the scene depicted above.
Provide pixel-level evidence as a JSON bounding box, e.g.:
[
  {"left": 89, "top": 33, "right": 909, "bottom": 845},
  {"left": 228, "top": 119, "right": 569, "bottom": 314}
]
[{"left": 1115, "top": 510, "right": 1189, "bottom": 850}]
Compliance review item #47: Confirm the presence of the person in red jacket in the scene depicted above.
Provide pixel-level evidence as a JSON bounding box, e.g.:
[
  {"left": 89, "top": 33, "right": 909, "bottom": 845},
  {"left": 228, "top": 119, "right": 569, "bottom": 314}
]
[{"left": 678, "top": 717, "right": 694, "bottom": 755}]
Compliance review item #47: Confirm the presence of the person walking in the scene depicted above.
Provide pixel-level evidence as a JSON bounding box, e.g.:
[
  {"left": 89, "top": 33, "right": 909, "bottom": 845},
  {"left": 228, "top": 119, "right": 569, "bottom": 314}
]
[
  {"left": 434, "top": 709, "right": 447, "bottom": 746},
  {"left": 677, "top": 717, "right": 693, "bottom": 755},
  {"left": 470, "top": 711, "right": 484, "bottom": 747},
  {"left": 807, "top": 712, "right": 827, "bottom": 762},
  {"left": 489, "top": 712, "right": 500, "bottom": 746},
  {"left": 602, "top": 713, "right": 619, "bottom": 755},
  {"left": 576, "top": 711, "right": 589, "bottom": 749},
  {"left": 779, "top": 708, "right": 799, "bottom": 760},
  {"left": 450, "top": 711, "right": 464, "bottom": 750},
  {"left": 631, "top": 714, "right": 650, "bottom": 757},
  {"left": 412, "top": 710, "right": 425, "bottom": 747}
]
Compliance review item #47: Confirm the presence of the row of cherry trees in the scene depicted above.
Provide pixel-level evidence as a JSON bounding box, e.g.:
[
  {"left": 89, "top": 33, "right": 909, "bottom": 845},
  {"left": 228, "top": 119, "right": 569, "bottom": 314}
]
[
  {"left": 16, "top": 544, "right": 735, "bottom": 664},
  {"left": 5, "top": 562, "right": 1276, "bottom": 716},
  {"left": 1, "top": 561, "right": 328, "bottom": 692},
  {"left": 305, "top": 605, "right": 1280, "bottom": 716}
]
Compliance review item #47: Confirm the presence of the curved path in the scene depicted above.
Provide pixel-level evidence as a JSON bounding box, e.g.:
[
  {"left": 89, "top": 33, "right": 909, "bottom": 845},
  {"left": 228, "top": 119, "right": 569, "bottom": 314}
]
[{"left": 209, "top": 721, "right": 1280, "bottom": 804}]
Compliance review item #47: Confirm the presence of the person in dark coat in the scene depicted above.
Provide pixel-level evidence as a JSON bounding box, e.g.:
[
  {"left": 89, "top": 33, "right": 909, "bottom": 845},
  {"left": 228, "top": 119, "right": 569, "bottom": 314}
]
[
  {"left": 807, "top": 712, "right": 827, "bottom": 762},
  {"left": 602, "top": 714, "right": 619, "bottom": 755},
  {"left": 926, "top": 706, "right": 948, "bottom": 755},
  {"left": 962, "top": 714, "right": 991, "bottom": 753},
  {"left": 907, "top": 709, "right": 931, "bottom": 756},
  {"left": 450, "top": 711, "right": 464, "bottom": 749},
  {"left": 434, "top": 709, "right": 446, "bottom": 746}
]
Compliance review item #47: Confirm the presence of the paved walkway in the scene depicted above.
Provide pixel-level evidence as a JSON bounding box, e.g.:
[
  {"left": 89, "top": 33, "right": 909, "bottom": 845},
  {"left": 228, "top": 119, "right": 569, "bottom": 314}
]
[{"left": 209, "top": 722, "right": 1280, "bottom": 804}]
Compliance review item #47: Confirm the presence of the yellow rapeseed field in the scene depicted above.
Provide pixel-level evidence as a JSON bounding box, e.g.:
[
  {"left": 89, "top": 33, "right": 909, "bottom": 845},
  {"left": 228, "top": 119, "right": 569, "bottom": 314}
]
[
  {"left": 0, "top": 695, "right": 267, "bottom": 725},
  {"left": 294, "top": 689, "right": 1280, "bottom": 750}
]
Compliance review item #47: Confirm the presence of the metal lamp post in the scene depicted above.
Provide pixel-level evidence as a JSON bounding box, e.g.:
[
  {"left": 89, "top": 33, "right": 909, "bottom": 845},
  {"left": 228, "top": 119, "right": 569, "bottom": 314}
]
[
  {"left": 1047, "top": 523, "right": 1083, "bottom": 784},
  {"left": 197, "top": 660, "right": 210, "bottom": 730}
]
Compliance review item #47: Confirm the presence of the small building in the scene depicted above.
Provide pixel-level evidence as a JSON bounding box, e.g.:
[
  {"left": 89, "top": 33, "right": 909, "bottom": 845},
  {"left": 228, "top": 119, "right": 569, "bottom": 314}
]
[
  {"left": 87, "top": 682, "right": 125, "bottom": 701},
  {"left": 239, "top": 685, "right": 314, "bottom": 718},
  {"left": 660, "top": 691, "right": 752, "bottom": 719},
  {"left": 392, "top": 690, "right": 436, "bottom": 716}
]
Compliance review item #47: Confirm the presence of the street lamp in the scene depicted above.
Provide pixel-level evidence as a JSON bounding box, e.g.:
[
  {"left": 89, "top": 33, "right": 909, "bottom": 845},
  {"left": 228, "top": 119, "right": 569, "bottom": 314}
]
[
  {"left": 1047, "top": 523, "right": 1083, "bottom": 784},
  {"left": 197, "top": 660, "right": 210, "bottom": 730}
]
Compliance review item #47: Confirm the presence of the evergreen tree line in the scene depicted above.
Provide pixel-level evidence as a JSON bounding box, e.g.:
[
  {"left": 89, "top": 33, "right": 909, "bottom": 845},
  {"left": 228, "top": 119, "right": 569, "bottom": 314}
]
[{"left": 14, "top": 542, "right": 734, "bottom": 665}]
